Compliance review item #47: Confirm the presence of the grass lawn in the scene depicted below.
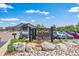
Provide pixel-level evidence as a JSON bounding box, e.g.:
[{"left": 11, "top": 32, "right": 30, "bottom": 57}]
[
  {"left": 0, "top": 30, "right": 8, "bottom": 32},
  {"left": 0, "top": 30, "right": 17, "bottom": 32}
]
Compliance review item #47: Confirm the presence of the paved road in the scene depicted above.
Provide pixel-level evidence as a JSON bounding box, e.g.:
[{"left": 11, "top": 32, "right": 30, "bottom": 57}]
[{"left": 0, "top": 32, "right": 13, "bottom": 47}]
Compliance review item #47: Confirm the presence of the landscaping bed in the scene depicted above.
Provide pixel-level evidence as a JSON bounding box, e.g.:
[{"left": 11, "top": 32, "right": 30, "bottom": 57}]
[
  {"left": 5, "top": 39, "right": 79, "bottom": 56},
  {"left": 5, "top": 38, "right": 29, "bottom": 54}
]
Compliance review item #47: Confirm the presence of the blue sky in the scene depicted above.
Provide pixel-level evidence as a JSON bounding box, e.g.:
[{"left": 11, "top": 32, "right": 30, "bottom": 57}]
[{"left": 0, "top": 3, "right": 79, "bottom": 27}]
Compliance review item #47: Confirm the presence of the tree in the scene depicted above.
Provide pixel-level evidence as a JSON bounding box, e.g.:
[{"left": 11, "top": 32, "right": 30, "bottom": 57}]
[
  {"left": 36, "top": 24, "right": 45, "bottom": 29},
  {"left": 76, "top": 23, "right": 79, "bottom": 32},
  {"left": 56, "top": 25, "right": 75, "bottom": 32}
]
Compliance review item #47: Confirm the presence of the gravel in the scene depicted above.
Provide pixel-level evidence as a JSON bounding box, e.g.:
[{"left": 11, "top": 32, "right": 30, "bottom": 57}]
[
  {"left": 5, "top": 39, "right": 79, "bottom": 56},
  {"left": 5, "top": 45, "right": 79, "bottom": 56}
]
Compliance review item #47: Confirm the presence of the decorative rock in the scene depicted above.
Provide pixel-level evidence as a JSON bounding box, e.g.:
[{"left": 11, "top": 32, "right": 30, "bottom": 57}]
[
  {"left": 25, "top": 43, "right": 42, "bottom": 52},
  {"left": 13, "top": 42, "right": 26, "bottom": 52},
  {"left": 5, "top": 40, "right": 79, "bottom": 56},
  {"left": 41, "top": 41, "right": 56, "bottom": 51},
  {"left": 69, "top": 42, "right": 77, "bottom": 46},
  {"left": 25, "top": 43, "right": 36, "bottom": 52},
  {"left": 56, "top": 43, "right": 67, "bottom": 51}
]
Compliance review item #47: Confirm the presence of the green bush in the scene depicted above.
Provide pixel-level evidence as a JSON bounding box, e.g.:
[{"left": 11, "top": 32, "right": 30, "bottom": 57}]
[
  {"left": 7, "top": 38, "right": 28, "bottom": 52},
  {"left": 54, "top": 39, "right": 63, "bottom": 44},
  {"left": 72, "top": 40, "right": 77, "bottom": 44},
  {"left": 10, "top": 38, "right": 28, "bottom": 44},
  {"left": 7, "top": 44, "right": 15, "bottom": 52},
  {"left": 59, "top": 39, "right": 63, "bottom": 43},
  {"left": 62, "top": 42, "right": 68, "bottom": 46}
]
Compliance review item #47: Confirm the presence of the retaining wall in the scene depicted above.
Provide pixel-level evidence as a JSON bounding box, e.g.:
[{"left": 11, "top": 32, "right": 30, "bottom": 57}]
[{"left": 0, "top": 39, "right": 11, "bottom": 56}]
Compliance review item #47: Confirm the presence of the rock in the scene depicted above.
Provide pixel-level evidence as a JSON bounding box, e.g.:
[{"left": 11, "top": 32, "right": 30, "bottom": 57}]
[
  {"left": 25, "top": 43, "right": 42, "bottom": 52},
  {"left": 69, "top": 42, "right": 77, "bottom": 46},
  {"left": 35, "top": 47, "right": 42, "bottom": 51},
  {"left": 13, "top": 42, "right": 26, "bottom": 52},
  {"left": 5, "top": 40, "right": 79, "bottom": 56},
  {"left": 56, "top": 43, "right": 67, "bottom": 51},
  {"left": 66, "top": 42, "right": 77, "bottom": 48},
  {"left": 25, "top": 43, "right": 36, "bottom": 52},
  {"left": 41, "top": 41, "right": 56, "bottom": 51}
]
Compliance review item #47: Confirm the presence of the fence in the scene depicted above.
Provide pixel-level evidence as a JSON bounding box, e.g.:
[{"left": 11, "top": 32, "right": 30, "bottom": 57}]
[{"left": 29, "top": 26, "right": 54, "bottom": 42}]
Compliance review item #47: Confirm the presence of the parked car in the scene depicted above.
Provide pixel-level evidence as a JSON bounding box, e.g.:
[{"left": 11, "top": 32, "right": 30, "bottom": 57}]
[
  {"left": 53, "top": 31, "right": 66, "bottom": 39},
  {"left": 19, "top": 30, "right": 29, "bottom": 38},
  {"left": 76, "top": 32, "right": 79, "bottom": 35},
  {"left": 67, "top": 32, "right": 79, "bottom": 39},
  {"left": 62, "top": 31, "right": 74, "bottom": 39}
]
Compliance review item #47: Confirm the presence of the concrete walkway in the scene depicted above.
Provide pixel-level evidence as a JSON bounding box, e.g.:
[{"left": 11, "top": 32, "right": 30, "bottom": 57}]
[{"left": 0, "top": 32, "right": 13, "bottom": 47}]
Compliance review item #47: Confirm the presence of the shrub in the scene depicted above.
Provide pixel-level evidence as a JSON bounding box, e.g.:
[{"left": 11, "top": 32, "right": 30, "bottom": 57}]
[
  {"left": 7, "top": 38, "right": 28, "bottom": 53},
  {"left": 59, "top": 39, "right": 63, "bottom": 43},
  {"left": 10, "top": 38, "right": 28, "bottom": 44},
  {"left": 72, "top": 40, "right": 77, "bottom": 44},
  {"left": 7, "top": 44, "right": 15, "bottom": 52},
  {"left": 54, "top": 39, "right": 63, "bottom": 44}
]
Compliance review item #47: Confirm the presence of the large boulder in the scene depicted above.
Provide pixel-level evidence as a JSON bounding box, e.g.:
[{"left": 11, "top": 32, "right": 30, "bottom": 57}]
[
  {"left": 25, "top": 43, "right": 42, "bottom": 52},
  {"left": 13, "top": 42, "right": 26, "bottom": 52},
  {"left": 56, "top": 43, "right": 67, "bottom": 51},
  {"left": 41, "top": 41, "right": 56, "bottom": 51}
]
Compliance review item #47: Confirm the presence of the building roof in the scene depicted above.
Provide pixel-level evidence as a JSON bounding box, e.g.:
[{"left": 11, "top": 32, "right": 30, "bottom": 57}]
[{"left": 16, "top": 23, "right": 36, "bottom": 28}]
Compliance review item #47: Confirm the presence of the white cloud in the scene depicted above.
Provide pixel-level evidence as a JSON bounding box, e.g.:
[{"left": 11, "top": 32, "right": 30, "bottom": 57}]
[
  {"left": 0, "top": 3, "right": 13, "bottom": 9},
  {"left": 25, "top": 10, "right": 49, "bottom": 15},
  {"left": 0, "top": 18, "right": 20, "bottom": 21},
  {"left": 20, "top": 21, "right": 28, "bottom": 23},
  {"left": 0, "top": 3, "right": 13, "bottom": 12},
  {"left": 31, "top": 19, "right": 35, "bottom": 22},
  {"left": 45, "top": 16, "right": 55, "bottom": 19},
  {"left": 69, "top": 5, "right": 79, "bottom": 18},
  {"left": 10, "top": 23, "right": 17, "bottom": 25},
  {"left": 69, "top": 6, "right": 79, "bottom": 12}
]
